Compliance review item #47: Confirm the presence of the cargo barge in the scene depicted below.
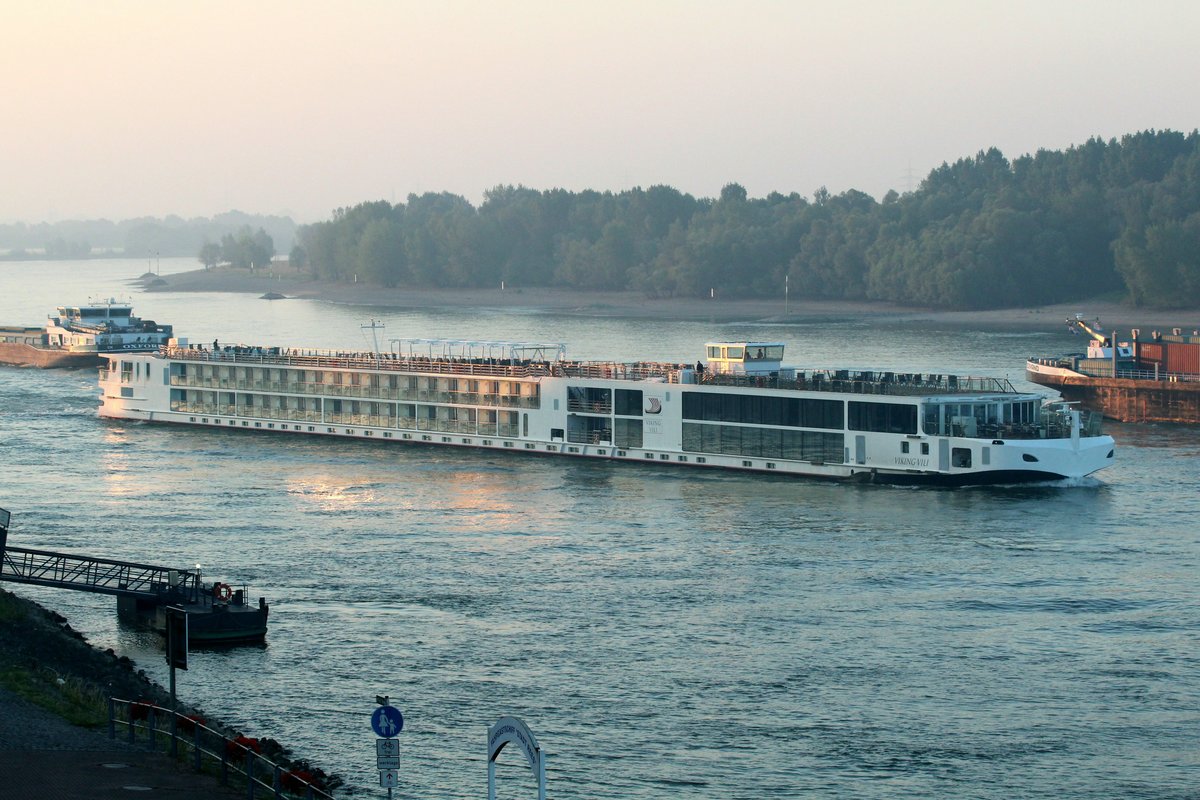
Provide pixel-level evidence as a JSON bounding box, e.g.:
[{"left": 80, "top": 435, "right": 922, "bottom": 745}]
[
  {"left": 0, "top": 300, "right": 173, "bottom": 369},
  {"left": 1027, "top": 316, "right": 1200, "bottom": 423}
]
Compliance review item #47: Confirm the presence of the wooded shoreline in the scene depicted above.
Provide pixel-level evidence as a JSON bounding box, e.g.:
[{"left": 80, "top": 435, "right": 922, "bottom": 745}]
[{"left": 141, "top": 266, "right": 1200, "bottom": 333}]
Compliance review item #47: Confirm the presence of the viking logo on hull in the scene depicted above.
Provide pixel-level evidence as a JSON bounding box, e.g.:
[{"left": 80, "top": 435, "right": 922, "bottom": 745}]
[{"left": 645, "top": 398, "right": 662, "bottom": 414}]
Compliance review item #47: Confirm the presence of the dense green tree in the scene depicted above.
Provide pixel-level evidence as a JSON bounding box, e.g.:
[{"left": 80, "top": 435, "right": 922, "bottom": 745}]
[
  {"left": 290, "top": 129, "right": 1200, "bottom": 310},
  {"left": 198, "top": 241, "right": 221, "bottom": 269},
  {"left": 219, "top": 226, "right": 275, "bottom": 270}
]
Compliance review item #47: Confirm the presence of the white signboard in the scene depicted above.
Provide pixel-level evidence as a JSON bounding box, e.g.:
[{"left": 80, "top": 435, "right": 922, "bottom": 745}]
[
  {"left": 376, "top": 737, "right": 400, "bottom": 769},
  {"left": 379, "top": 768, "right": 399, "bottom": 788}
]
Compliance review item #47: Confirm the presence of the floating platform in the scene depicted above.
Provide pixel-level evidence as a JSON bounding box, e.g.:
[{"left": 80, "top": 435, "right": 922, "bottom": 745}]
[{"left": 0, "top": 516, "right": 268, "bottom": 646}]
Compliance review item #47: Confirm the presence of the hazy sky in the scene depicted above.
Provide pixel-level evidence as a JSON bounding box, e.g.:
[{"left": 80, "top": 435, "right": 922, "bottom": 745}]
[{"left": 5, "top": 0, "right": 1198, "bottom": 224}]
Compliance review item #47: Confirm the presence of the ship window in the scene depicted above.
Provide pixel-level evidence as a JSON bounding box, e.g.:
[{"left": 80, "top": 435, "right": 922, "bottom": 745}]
[
  {"left": 901, "top": 441, "right": 910, "bottom": 453},
  {"left": 1022, "top": 453, "right": 1039, "bottom": 462},
  {"left": 615, "top": 389, "right": 643, "bottom": 416},
  {"left": 952, "top": 447, "right": 972, "bottom": 468},
  {"left": 849, "top": 402, "right": 917, "bottom": 434},
  {"left": 921, "top": 443, "right": 929, "bottom": 455},
  {"left": 614, "top": 418, "right": 643, "bottom": 448},
  {"left": 121, "top": 387, "right": 133, "bottom": 398},
  {"left": 696, "top": 456, "right": 706, "bottom": 463}
]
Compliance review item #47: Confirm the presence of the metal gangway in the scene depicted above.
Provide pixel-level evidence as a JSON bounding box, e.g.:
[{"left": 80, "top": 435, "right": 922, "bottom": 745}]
[{"left": 0, "top": 509, "right": 196, "bottom": 603}]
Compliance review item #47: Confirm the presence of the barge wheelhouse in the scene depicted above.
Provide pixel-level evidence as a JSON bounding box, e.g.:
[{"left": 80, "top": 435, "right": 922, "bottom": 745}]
[{"left": 98, "top": 338, "right": 1114, "bottom": 486}]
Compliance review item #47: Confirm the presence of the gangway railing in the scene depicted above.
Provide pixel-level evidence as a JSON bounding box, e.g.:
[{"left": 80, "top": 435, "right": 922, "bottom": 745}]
[{"left": 0, "top": 545, "right": 196, "bottom": 601}]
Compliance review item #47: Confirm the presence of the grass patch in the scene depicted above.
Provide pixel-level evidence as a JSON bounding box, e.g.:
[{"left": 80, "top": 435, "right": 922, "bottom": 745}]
[
  {"left": 0, "top": 666, "right": 109, "bottom": 728},
  {"left": 0, "top": 591, "right": 24, "bottom": 622}
]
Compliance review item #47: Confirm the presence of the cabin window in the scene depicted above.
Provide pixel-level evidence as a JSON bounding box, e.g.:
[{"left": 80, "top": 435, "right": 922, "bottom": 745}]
[
  {"left": 921, "top": 443, "right": 929, "bottom": 455},
  {"left": 614, "top": 418, "right": 643, "bottom": 448},
  {"left": 952, "top": 447, "right": 972, "bottom": 468},
  {"left": 683, "top": 392, "right": 842, "bottom": 430},
  {"left": 614, "top": 389, "right": 643, "bottom": 416},
  {"left": 901, "top": 441, "right": 910, "bottom": 453},
  {"left": 848, "top": 402, "right": 918, "bottom": 435}
]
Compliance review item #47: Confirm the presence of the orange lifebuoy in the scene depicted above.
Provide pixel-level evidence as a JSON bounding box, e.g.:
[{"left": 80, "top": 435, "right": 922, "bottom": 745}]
[{"left": 212, "top": 582, "right": 232, "bottom": 601}]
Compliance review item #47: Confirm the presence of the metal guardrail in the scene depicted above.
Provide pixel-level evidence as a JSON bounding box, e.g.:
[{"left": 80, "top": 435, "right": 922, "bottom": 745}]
[{"left": 108, "top": 698, "right": 333, "bottom": 799}]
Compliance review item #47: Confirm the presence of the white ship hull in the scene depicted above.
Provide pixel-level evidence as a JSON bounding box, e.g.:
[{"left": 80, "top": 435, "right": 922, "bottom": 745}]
[{"left": 98, "top": 342, "right": 1115, "bottom": 486}]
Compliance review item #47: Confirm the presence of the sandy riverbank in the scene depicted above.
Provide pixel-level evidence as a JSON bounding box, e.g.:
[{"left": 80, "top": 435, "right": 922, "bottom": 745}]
[{"left": 139, "top": 266, "right": 1200, "bottom": 332}]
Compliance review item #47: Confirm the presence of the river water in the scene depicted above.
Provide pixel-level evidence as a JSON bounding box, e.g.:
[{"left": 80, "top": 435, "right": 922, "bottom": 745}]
[{"left": 1, "top": 258, "right": 1197, "bottom": 798}]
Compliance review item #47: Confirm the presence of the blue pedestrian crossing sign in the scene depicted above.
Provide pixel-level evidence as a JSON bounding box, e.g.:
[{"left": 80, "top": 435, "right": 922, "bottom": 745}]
[{"left": 372, "top": 705, "right": 404, "bottom": 738}]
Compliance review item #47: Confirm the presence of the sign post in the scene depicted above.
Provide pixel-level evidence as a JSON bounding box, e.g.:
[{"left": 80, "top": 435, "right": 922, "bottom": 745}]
[
  {"left": 163, "top": 606, "right": 188, "bottom": 706},
  {"left": 371, "top": 697, "right": 404, "bottom": 798}
]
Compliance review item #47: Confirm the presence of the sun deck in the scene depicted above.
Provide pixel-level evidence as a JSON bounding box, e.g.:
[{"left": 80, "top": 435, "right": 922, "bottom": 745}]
[{"left": 137, "top": 344, "right": 1020, "bottom": 399}]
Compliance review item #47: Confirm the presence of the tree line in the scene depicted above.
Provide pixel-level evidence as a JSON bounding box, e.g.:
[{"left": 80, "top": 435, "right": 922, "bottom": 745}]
[
  {"left": 199, "top": 226, "right": 276, "bottom": 270},
  {"left": 0, "top": 212, "right": 295, "bottom": 259},
  {"left": 292, "top": 129, "right": 1200, "bottom": 309}
]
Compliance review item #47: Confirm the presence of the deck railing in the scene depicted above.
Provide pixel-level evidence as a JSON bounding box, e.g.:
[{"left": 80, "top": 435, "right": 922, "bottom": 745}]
[{"left": 108, "top": 698, "right": 333, "bottom": 799}]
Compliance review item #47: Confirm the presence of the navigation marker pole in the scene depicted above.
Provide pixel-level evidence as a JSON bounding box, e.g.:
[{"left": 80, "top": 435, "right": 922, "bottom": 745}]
[{"left": 362, "top": 319, "right": 385, "bottom": 366}]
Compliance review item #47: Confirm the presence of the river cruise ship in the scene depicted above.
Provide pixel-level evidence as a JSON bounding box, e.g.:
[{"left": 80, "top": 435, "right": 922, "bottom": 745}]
[{"left": 98, "top": 338, "right": 1114, "bottom": 485}]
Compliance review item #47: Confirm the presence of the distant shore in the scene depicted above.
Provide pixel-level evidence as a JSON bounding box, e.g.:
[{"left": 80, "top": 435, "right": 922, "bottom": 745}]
[{"left": 138, "top": 266, "right": 1200, "bottom": 332}]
